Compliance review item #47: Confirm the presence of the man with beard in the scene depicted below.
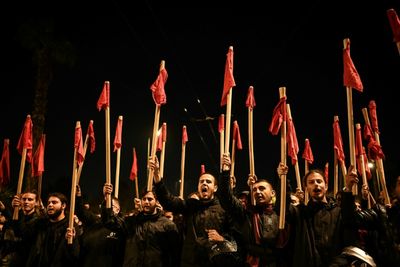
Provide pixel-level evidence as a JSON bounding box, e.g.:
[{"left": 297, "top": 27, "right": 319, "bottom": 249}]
[
  {"left": 286, "top": 165, "right": 359, "bottom": 267},
  {"left": 123, "top": 190, "right": 180, "bottom": 267},
  {"left": 218, "top": 153, "right": 287, "bottom": 267},
  {"left": 11, "top": 192, "right": 80, "bottom": 266},
  {"left": 9, "top": 190, "right": 41, "bottom": 266},
  {"left": 75, "top": 183, "right": 126, "bottom": 267},
  {"left": 149, "top": 156, "right": 242, "bottom": 267}
]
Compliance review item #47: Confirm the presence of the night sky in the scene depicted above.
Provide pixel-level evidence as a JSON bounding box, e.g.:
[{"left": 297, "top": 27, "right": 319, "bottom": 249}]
[{"left": 2, "top": 1, "right": 400, "bottom": 211}]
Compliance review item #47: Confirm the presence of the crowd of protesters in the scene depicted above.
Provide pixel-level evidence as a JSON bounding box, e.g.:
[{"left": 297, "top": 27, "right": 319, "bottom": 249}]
[{"left": 0, "top": 153, "right": 399, "bottom": 267}]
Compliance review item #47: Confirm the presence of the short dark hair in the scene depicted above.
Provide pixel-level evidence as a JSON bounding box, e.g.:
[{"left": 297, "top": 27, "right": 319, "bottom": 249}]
[
  {"left": 47, "top": 192, "right": 68, "bottom": 206},
  {"left": 141, "top": 190, "right": 157, "bottom": 199},
  {"left": 199, "top": 172, "right": 217, "bottom": 185},
  {"left": 302, "top": 169, "right": 326, "bottom": 188}
]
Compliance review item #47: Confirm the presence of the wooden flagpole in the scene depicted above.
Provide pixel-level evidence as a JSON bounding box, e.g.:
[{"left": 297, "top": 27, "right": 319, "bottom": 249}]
[
  {"left": 278, "top": 87, "right": 287, "bottom": 229},
  {"left": 159, "top": 122, "right": 167, "bottom": 179},
  {"left": 179, "top": 126, "right": 187, "bottom": 199},
  {"left": 68, "top": 121, "right": 80, "bottom": 244},
  {"left": 114, "top": 115, "right": 123, "bottom": 198}
]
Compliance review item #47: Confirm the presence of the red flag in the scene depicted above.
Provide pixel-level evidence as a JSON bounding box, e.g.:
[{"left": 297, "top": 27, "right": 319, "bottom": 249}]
[
  {"left": 157, "top": 123, "right": 167, "bottom": 152},
  {"left": 86, "top": 120, "right": 96, "bottom": 154},
  {"left": 268, "top": 97, "right": 287, "bottom": 135},
  {"left": 182, "top": 126, "right": 188, "bottom": 144},
  {"left": 368, "top": 100, "right": 380, "bottom": 134},
  {"left": 232, "top": 121, "right": 243, "bottom": 150},
  {"left": 200, "top": 164, "right": 206, "bottom": 175},
  {"left": 245, "top": 86, "right": 256, "bottom": 108},
  {"left": 75, "top": 123, "right": 84, "bottom": 167},
  {"left": 16, "top": 115, "right": 33, "bottom": 163},
  {"left": 343, "top": 40, "right": 363, "bottom": 92},
  {"left": 220, "top": 46, "right": 236, "bottom": 106},
  {"left": 0, "top": 139, "right": 10, "bottom": 187},
  {"left": 302, "top": 139, "right": 314, "bottom": 164},
  {"left": 324, "top": 162, "right": 329, "bottom": 184},
  {"left": 363, "top": 124, "right": 384, "bottom": 160},
  {"left": 218, "top": 114, "right": 225, "bottom": 133},
  {"left": 97, "top": 81, "right": 110, "bottom": 111},
  {"left": 113, "top": 117, "right": 123, "bottom": 152},
  {"left": 130, "top": 148, "right": 138, "bottom": 181},
  {"left": 156, "top": 127, "right": 163, "bottom": 152},
  {"left": 287, "top": 113, "right": 299, "bottom": 165},
  {"left": 355, "top": 125, "right": 372, "bottom": 179},
  {"left": 333, "top": 118, "right": 346, "bottom": 163},
  {"left": 32, "top": 134, "right": 46, "bottom": 177},
  {"left": 150, "top": 64, "right": 168, "bottom": 105},
  {"left": 387, "top": 9, "right": 400, "bottom": 43}
]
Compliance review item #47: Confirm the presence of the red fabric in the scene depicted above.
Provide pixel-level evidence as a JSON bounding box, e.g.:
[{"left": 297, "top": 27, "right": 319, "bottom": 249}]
[
  {"left": 87, "top": 121, "right": 96, "bottom": 154},
  {"left": 150, "top": 67, "right": 168, "bottom": 105},
  {"left": 333, "top": 119, "right": 346, "bottom": 163},
  {"left": 32, "top": 134, "right": 46, "bottom": 177},
  {"left": 268, "top": 97, "right": 287, "bottom": 135},
  {"left": 74, "top": 124, "right": 84, "bottom": 167},
  {"left": 387, "top": 9, "right": 400, "bottom": 43},
  {"left": 324, "top": 162, "right": 329, "bottom": 184},
  {"left": 97, "top": 81, "right": 110, "bottom": 111},
  {"left": 218, "top": 114, "right": 224, "bottom": 133},
  {"left": 355, "top": 127, "right": 372, "bottom": 180},
  {"left": 363, "top": 124, "right": 385, "bottom": 160},
  {"left": 368, "top": 100, "right": 380, "bottom": 134},
  {"left": 200, "top": 164, "right": 205, "bottom": 175},
  {"left": 182, "top": 126, "right": 188, "bottom": 144},
  {"left": 220, "top": 47, "right": 236, "bottom": 106},
  {"left": 245, "top": 86, "right": 256, "bottom": 108},
  {"left": 302, "top": 139, "right": 314, "bottom": 164},
  {"left": 113, "top": 118, "right": 123, "bottom": 152},
  {"left": 130, "top": 148, "right": 138, "bottom": 181},
  {"left": 287, "top": 114, "right": 299, "bottom": 165},
  {"left": 156, "top": 128, "right": 163, "bottom": 152},
  {"left": 363, "top": 148, "right": 372, "bottom": 180},
  {"left": 343, "top": 41, "right": 363, "bottom": 92},
  {"left": 0, "top": 139, "right": 10, "bottom": 187},
  {"left": 17, "top": 116, "right": 33, "bottom": 163},
  {"left": 233, "top": 121, "right": 243, "bottom": 150}
]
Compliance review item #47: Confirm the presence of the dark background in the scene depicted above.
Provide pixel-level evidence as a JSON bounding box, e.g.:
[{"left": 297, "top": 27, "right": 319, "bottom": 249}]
[{"left": 1, "top": 1, "right": 399, "bottom": 212}]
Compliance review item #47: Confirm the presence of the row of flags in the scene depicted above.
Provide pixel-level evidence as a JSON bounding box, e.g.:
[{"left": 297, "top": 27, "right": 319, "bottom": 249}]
[{"left": 1, "top": 8, "right": 399, "bottom": 203}]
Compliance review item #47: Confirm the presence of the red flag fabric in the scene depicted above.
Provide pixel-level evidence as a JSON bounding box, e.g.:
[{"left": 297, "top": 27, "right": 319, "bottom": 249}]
[
  {"left": 130, "top": 148, "right": 138, "bottom": 181},
  {"left": 387, "top": 9, "right": 400, "bottom": 43},
  {"left": 150, "top": 66, "right": 168, "bottom": 105},
  {"left": 343, "top": 40, "right": 363, "bottom": 92},
  {"left": 182, "top": 126, "right": 188, "bottom": 144},
  {"left": 368, "top": 100, "right": 380, "bottom": 134},
  {"left": 200, "top": 164, "right": 206, "bottom": 175},
  {"left": 156, "top": 127, "right": 163, "bottom": 152},
  {"left": 220, "top": 46, "right": 236, "bottom": 106},
  {"left": 333, "top": 119, "right": 346, "bottom": 163},
  {"left": 87, "top": 120, "right": 96, "bottom": 154},
  {"left": 97, "top": 81, "right": 110, "bottom": 111},
  {"left": 75, "top": 124, "right": 84, "bottom": 167},
  {"left": 324, "top": 162, "right": 329, "bottom": 184},
  {"left": 0, "top": 139, "right": 10, "bottom": 187},
  {"left": 245, "top": 86, "right": 256, "bottom": 108},
  {"left": 287, "top": 113, "right": 299, "bottom": 165},
  {"left": 362, "top": 148, "right": 372, "bottom": 180},
  {"left": 355, "top": 126, "right": 372, "bottom": 180},
  {"left": 302, "top": 139, "right": 314, "bottom": 164},
  {"left": 162, "top": 123, "right": 167, "bottom": 142},
  {"left": 232, "top": 121, "right": 243, "bottom": 150},
  {"left": 363, "top": 124, "right": 385, "bottom": 160},
  {"left": 32, "top": 134, "right": 46, "bottom": 177},
  {"left": 218, "top": 114, "right": 225, "bottom": 133},
  {"left": 113, "top": 117, "right": 123, "bottom": 152},
  {"left": 17, "top": 115, "right": 33, "bottom": 163},
  {"left": 268, "top": 97, "right": 287, "bottom": 135}
]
